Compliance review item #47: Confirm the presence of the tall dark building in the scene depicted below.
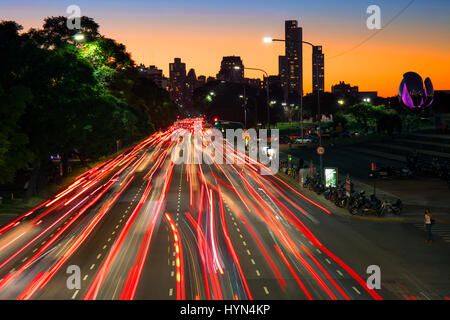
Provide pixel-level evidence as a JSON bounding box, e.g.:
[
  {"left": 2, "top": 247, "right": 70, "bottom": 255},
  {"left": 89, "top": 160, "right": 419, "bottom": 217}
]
[
  {"left": 332, "top": 81, "right": 359, "bottom": 97},
  {"left": 312, "top": 46, "right": 324, "bottom": 93},
  {"left": 137, "top": 64, "right": 165, "bottom": 88},
  {"left": 278, "top": 55, "right": 288, "bottom": 102},
  {"left": 284, "top": 20, "right": 303, "bottom": 106},
  {"left": 197, "top": 75, "right": 206, "bottom": 88},
  {"left": 186, "top": 68, "right": 197, "bottom": 107},
  {"left": 169, "top": 58, "right": 187, "bottom": 107},
  {"left": 216, "top": 56, "right": 244, "bottom": 83}
]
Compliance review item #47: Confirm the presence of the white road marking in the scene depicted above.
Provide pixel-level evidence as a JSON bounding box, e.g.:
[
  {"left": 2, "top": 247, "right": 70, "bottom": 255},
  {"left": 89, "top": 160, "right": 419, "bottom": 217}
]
[
  {"left": 256, "top": 270, "right": 260, "bottom": 276},
  {"left": 352, "top": 286, "right": 361, "bottom": 295},
  {"left": 251, "top": 259, "right": 256, "bottom": 265},
  {"left": 169, "top": 288, "right": 173, "bottom": 296},
  {"left": 90, "top": 264, "right": 95, "bottom": 270},
  {"left": 83, "top": 275, "right": 88, "bottom": 281},
  {"left": 325, "top": 258, "right": 331, "bottom": 264},
  {"left": 246, "top": 249, "right": 251, "bottom": 255},
  {"left": 263, "top": 286, "right": 269, "bottom": 295},
  {"left": 316, "top": 249, "right": 322, "bottom": 254},
  {"left": 71, "top": 290, "right": 79, "bottom": 299},
  {"left": 97, "top": 254, "right": 102, "bottom": 259},
  {"left": 337, "top": 270, "right": 344, "bottom": 276}
]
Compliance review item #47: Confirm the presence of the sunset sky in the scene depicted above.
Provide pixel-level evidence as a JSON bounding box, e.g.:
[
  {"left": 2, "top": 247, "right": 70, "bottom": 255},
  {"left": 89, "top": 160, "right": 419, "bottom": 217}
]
[{"left": 1, "top": 0, "right": 449, "bottom": 97}]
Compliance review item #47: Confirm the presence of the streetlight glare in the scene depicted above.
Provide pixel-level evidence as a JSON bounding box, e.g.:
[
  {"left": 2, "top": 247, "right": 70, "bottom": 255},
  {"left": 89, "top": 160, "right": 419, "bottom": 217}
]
[
  {"left": 263, "top": 37, "right": 273, "bottom": 43},
  {"left": 233, "top": 66, "right": 241, "bottom": 70},
  {"left": 73, "top": 33, "right": 85, "bottom": 41}
]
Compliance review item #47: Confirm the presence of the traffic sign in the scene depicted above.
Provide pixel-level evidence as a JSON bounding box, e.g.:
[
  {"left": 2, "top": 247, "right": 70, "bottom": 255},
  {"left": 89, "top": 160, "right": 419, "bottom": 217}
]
[{"left": 316, "top": 146, "right": 325, "bottom": 156}]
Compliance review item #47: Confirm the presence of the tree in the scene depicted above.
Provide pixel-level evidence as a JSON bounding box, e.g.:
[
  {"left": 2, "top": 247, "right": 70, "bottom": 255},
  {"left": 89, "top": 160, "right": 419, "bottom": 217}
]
[
  {"left": 0, "top": 85, "right": 33, "bottom": 183},
  {"left": 27, "top": 16, "right": 100, "bottom": 48}
]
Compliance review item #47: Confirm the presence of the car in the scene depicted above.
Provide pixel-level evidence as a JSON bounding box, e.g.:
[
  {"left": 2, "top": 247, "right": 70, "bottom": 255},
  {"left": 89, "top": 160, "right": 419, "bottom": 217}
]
[
  {"left": 338, "top": 132, "right": 352, "bottom": 138},
  {"left": 293, "top": 137, "right": 313, "bottom": 144},
  {"left": 279, "top": 136, "right": 292, "bottom": 144}
]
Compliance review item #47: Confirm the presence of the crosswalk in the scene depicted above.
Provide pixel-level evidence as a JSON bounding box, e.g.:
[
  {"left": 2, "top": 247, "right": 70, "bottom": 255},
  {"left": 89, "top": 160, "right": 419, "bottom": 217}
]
[{"left": 413, "top": 223, "right": 450, "bottom": 243}]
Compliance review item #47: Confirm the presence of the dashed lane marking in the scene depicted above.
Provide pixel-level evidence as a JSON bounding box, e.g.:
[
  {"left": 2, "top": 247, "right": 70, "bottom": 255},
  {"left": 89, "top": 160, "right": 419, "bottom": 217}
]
[
  {"left": 352, "top": 286, "right": 361, "bottom": 295},
  {"left": 71, "top": 290, "right": 79, "bottom": 299}
]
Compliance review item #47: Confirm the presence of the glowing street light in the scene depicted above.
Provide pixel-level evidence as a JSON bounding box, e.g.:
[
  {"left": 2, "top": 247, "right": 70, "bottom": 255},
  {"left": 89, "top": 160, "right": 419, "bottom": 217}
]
[
  {"left": 338, "top": 100, "right": 344, "bottom": 105},
  {"left": 73, "top": 33, "right": 85, "bottom": 41},
  {"left": 263, "top": 37, "right": 273, "bottom": 43}
]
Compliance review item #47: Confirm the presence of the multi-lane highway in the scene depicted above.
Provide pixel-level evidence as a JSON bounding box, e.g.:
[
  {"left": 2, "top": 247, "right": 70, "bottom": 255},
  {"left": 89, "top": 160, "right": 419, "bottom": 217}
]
[{"left": 0, "top": 118, "right": 421, "bottom": 300}]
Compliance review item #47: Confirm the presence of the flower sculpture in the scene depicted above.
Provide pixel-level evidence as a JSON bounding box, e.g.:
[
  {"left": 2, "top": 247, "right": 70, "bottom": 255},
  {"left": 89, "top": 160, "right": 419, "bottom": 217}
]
[{"left": 399, "top": 72, "right": 434, "bottom": 110}]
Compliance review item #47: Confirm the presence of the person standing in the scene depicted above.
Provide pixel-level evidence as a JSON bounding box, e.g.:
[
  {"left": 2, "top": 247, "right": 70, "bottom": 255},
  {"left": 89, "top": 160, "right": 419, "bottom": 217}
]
[{"left": 424, "top": 209, "right": 435, "bottom": 244}]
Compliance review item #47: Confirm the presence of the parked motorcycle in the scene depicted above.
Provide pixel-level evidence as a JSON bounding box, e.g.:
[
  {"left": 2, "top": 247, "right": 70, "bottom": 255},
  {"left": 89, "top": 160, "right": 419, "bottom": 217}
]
[{"left": 379, "top": 199, "right": 402, "bottom": 216}]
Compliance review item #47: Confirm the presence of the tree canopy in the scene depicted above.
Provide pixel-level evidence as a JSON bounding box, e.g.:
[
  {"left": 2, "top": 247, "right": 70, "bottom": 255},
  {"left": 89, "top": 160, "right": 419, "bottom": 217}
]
[{"left": 0, "top": 17, "right": 176, "bottom": 188}]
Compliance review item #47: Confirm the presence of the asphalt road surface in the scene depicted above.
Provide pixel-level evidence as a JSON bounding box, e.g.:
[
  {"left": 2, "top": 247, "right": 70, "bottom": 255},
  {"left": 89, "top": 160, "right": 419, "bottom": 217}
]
[{"left": 0, "top": 119, "right": 447, "bottom": 300}]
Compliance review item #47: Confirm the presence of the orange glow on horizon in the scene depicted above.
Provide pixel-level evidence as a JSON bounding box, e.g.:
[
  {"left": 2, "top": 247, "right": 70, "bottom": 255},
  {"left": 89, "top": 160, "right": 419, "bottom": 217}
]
[{"left": 8, "top": 12, "right": 450, "bottom": 98}]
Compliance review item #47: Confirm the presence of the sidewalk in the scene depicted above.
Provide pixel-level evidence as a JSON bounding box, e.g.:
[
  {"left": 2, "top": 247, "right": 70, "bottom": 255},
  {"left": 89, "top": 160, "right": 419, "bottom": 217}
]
[
  {"left": 276, "top": 170, "right": 450, "bottom": 224},
  {"left": 279, "top": 150, "right": 450, "bottom": 221}
]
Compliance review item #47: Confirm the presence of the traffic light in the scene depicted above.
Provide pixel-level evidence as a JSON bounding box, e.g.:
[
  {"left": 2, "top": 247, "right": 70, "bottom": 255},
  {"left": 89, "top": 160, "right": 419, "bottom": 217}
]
[{"left": 213, "top": 117, "right": 218, "bottom": 123}]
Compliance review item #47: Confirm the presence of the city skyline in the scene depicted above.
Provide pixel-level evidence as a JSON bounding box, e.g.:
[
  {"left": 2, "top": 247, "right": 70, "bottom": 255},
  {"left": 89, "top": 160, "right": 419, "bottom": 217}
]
[
  {"left": 1, "top": 1, "right": 450, "bottom": 304},
  {"left": 2, "top": 0, "right": 450, "bottom": 97}
]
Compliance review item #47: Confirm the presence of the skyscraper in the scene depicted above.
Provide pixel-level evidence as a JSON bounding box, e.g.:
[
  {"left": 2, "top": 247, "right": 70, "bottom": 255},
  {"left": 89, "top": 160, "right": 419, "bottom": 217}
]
[
  {"left": 312, "top": 46, "right": 324, "bottom": 93},
  {"left": 284, "top": 20, "right": 303, "bottom": 106},
  {"left": 278, "top": 55, "right": 288, "bottom": 102},
  {"left": 169, "top": 58, "right": 187, "bottom": 107},
  {"left": 185, "top": 68, "right": 197, "bottom": 108}
]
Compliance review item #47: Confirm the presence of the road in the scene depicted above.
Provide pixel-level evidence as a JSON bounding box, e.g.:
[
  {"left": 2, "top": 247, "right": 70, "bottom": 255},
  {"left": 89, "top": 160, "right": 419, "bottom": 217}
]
[{"left": 0, "top": 118, "right": 447, "bottom": 300}]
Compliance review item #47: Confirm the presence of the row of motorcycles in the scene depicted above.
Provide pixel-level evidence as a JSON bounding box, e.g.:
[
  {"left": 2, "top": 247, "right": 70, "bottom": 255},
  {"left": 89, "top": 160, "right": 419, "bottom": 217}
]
[
  {"left": 407, "top": 156, "right": 450, "bottom": 189},
  {"left": 303, "top": 177, "right": 402, "bottom": 216}
]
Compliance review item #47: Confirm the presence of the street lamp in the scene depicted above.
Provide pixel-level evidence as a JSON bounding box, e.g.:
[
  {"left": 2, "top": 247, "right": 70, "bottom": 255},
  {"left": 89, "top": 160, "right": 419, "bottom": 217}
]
[
  {"left": 338, "top": 100, "right": 345, "bottom": 105},
  {"left": 73, "top": 33, "right": 85, "bottom": 41},
  {"left": 234, "top": 65, "right": 271, "bottom": 128}
]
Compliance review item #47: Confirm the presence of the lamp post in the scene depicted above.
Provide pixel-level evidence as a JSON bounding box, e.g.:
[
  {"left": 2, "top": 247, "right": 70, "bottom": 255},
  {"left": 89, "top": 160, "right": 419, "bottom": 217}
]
[
  {"left": 264, "top": 37, "right": 323, "bottom": 179},
  {"left": 234, "top": 66, "right": 270, "bottom": 128}
]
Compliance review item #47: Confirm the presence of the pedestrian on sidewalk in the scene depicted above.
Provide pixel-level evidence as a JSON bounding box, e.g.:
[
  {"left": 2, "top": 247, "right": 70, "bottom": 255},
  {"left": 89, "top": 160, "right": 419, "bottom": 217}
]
[{"left": 424, "top": 209, "right": 435, "bottom": 244}]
